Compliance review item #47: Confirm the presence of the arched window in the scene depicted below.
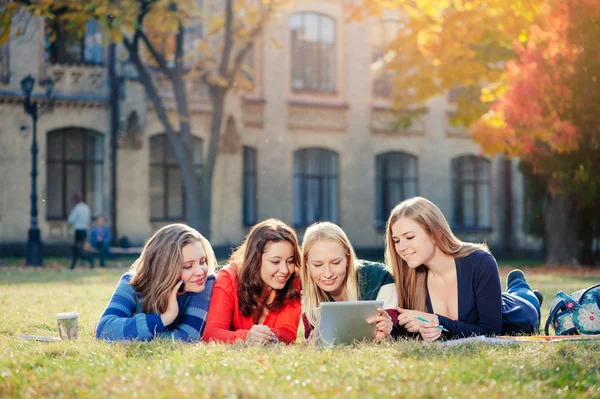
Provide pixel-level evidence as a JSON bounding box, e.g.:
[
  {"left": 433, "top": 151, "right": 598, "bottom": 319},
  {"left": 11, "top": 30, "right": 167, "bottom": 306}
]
[
  {"left": 451, "top": 155, "right": 491, "bottom": 229},
  {"left": 371, "top": 19, "right": 400, "bottom": 98},
  {"left": 293, "top": 148, "right": 339, "bottom": 226},
  {"left": 290, "top": 12, "right": 336, "bottom": 92},
  {"left": 46, "top": 129, "right": 104, "bottom": 219},
  {"left": 375, "top": 152, "right": 418, "bottom": 226},
  {"left": 150, "top": 134, "right": 203, "bottom": 221}
]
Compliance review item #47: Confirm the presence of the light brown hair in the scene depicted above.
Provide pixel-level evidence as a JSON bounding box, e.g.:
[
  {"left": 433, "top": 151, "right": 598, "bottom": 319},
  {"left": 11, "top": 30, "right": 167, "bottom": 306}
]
[
  {"left": 129, "top": 223, "right": 217, "bottom": 314},
  {"left": 385, "top": 197, "right": 488, "bottom": 312}
]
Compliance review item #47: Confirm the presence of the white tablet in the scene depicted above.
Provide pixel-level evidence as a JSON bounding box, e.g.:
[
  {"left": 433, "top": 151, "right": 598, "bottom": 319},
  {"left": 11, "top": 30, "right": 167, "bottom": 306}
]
[{"left": 317, "top": 300, "right": 385, "bottom": 345}]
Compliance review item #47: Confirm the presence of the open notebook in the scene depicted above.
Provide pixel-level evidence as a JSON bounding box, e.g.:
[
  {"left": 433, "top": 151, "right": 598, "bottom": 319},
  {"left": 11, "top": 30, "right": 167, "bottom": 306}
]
[{"left": 441, "top": 334, "right": 600, "bottom": 346}]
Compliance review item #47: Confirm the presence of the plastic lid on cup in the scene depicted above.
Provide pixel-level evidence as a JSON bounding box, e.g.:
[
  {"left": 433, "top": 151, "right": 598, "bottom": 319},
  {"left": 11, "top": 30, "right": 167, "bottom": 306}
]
[{"left": 56, "top": 312, "right": 79, "bottom": 319}]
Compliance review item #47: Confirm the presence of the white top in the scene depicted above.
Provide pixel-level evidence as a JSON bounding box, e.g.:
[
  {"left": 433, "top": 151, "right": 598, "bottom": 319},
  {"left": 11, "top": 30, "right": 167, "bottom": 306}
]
[
  {"left": 67, "top": 202, "right": 91, "bottom": 231},
  {"left": 375, "top": 284, "right": 399, "bottom": 309}
]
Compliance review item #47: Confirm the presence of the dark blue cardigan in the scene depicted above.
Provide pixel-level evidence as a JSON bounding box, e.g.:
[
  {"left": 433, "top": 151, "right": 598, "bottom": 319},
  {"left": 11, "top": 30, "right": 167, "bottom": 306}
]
[{"left": 427, "top": 250, "right": 538, "bottom": 338}]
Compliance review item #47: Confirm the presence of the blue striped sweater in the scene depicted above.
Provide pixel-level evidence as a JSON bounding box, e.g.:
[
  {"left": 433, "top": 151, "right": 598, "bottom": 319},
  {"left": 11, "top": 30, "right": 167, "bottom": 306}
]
[{"left": 96, "top": 272, "right": 215, "bottom": 342}]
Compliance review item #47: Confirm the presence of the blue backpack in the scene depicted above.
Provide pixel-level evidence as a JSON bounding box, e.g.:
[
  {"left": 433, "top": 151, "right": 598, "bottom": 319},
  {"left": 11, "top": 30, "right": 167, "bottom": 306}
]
[{"left": 544, "top": 284, "right": 600, "bottom": 335}]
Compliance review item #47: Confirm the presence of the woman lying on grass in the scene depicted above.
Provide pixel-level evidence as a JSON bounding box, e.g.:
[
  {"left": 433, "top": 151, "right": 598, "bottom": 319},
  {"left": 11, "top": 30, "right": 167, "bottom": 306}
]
[
  {"left": 96, "top": 224, "right": 217, "bottom": 341},
  {"left": 203, "top": 219, "right": 302, "bottom": 345},
  {"left": 301, "top": 222, "right": 396, "bottom": 341},
  {"left": 386, "top": 196, "right": 542, "bottom": 342}
]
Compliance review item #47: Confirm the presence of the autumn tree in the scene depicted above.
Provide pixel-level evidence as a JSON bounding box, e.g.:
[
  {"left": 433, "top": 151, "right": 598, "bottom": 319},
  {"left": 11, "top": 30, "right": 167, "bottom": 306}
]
[
  {"left": 346, "top": 0, "right": 544, "bottom": 256},
  {"left": 345, "top": 0, "right": 542, "bottom": 126},
  {"left": 349, "top": 0, "right": 599, "bottom": 265},
  {"left": 471, "top": 0, "right": 600, "bottom": 265},
  {"left": 0, "top": 0, "right": 286, "bottom": 238}
]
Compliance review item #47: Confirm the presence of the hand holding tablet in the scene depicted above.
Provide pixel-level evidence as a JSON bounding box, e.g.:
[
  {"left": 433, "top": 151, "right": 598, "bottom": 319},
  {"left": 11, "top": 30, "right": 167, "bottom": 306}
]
[{"left": 367, "top": 308, "right": 393, "bottom": 341}]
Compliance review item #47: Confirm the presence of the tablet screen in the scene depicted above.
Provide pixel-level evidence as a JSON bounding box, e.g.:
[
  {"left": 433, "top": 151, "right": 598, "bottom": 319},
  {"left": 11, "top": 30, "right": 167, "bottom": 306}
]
[{"left": 317, "top": 300, "right": 384, "bottom": 345}]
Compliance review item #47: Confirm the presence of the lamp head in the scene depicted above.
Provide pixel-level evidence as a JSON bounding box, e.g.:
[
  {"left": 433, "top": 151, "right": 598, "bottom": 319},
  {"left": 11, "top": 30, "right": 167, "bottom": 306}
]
[{"left": 20, "top": 75, "right": 35, "bottom": 97}]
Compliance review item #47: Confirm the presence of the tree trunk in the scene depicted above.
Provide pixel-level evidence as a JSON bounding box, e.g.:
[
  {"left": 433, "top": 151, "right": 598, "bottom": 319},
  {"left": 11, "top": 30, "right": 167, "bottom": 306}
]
[
  {"left": 170, "top": 26, "right": 208, "bottom": 237},
  {"left": 543, "top": 193, "right": 580, "bottom": 266},
  {"left": 197, "top": 86, "right": 227, "bottom": 240},
  {"left": 184, "top": 181, "right": 205, "bottom": 235},
  {"left": 124, "top": 35, "right": 205, "bottom": 236},
  {"left": 502, "top": 156, "right": 513, "bottom": 254},
  {"left": 198, "top": 173, "right": 212, "bottom": 241},
  {"left": 579, "top": 205, "right": 595, "bottom": 266}
]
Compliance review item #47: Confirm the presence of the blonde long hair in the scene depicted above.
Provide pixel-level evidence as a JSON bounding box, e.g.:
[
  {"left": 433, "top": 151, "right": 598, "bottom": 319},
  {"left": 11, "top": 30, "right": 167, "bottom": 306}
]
[
  {"left": 384, "top": 197, "right": 488, "bottom": 312},
  {"left": 301, "top": 222, "right": 360, "bottom": 328},
  {"left": 129, "top": 223, "right": 217, "bottom": 314}
]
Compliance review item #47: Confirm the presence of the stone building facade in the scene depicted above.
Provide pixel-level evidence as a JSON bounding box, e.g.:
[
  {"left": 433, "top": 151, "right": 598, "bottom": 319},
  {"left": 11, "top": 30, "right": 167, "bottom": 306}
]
[{"left": 0, "top": 1, "right": 541, "bottom": 257}]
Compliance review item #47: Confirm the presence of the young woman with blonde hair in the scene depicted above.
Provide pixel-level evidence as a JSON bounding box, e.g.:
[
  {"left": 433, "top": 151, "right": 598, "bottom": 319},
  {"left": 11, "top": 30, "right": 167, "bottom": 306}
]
[
  {"left": 96, "top": 223, "right": 217, "bottom": 341},
  {"left": 301, "top": 222, "right": 396, "bottom": 341},
  {"left": 385, "top": 196, "right": 542, "bottom": 342},
  {"left": 203, "top": 219, "right": 302, "bottom": 344}
]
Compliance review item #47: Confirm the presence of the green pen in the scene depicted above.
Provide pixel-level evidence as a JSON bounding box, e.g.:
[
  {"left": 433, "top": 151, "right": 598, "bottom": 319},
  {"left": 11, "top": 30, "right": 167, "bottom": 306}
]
[{"left": 415, "top": 316, "right": 449, "bottom": 332}]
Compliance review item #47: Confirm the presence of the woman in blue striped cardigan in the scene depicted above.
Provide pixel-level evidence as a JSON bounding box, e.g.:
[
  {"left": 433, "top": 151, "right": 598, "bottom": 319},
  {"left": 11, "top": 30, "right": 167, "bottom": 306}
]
[{"left": 96, "top": 224, "right": 217, "bottom": 341}]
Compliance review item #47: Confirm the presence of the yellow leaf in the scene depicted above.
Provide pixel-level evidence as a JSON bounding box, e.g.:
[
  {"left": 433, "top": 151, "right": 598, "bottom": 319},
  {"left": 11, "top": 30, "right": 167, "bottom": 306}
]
[
  {"left": 518, "top": 30, "right": 528, "bottom": 43},
  {"left": 0, "top": 25, "right": 10, "bottom": 44},
  {"left": 111, "top": 29, "right": 123, "bottom": 43},
  {"left": 208, "top": 74, "right": 230, "bottom": 88},
  {"left": 480, "top": 87, "right": 495, "bottom": 103},
  {"left": 270, "top": 37, "right": 284, "bottom": 49}
]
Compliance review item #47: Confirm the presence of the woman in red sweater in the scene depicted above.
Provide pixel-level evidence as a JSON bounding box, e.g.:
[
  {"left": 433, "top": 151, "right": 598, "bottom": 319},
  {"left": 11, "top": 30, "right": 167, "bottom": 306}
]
[{"left": 203, "top": 219, "right": 302, "bottom": 344}]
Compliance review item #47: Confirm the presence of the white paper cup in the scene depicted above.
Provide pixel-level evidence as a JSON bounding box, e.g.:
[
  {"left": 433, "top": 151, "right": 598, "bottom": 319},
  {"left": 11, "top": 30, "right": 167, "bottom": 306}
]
[{"left": 56, "top": 312, "right": 79, "bottom": 340}]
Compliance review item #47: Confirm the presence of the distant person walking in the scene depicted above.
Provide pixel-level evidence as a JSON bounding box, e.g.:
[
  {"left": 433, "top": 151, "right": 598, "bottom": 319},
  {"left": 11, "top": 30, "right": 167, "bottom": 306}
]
[
  {"left": 90, "top": 216, "right": 112, "bottom": 267},
  {"left": 68, "top": 193, "right": 93, "bottom": 269}
]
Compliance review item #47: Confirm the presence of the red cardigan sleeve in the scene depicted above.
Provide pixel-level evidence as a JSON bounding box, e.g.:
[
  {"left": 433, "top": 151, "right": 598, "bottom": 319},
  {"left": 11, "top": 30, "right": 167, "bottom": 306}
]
[
  {"left": 202, "top": 268, "right": 249, "bottom": 343},
  {"left": 270, "top": 295, "right": 301, "bottom": 344}
]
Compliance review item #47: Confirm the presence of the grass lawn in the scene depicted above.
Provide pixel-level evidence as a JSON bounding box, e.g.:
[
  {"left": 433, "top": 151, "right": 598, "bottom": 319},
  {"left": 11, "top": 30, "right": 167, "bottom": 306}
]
[{"left": 1, "top": 263, "right": 599, "bottom": 398}]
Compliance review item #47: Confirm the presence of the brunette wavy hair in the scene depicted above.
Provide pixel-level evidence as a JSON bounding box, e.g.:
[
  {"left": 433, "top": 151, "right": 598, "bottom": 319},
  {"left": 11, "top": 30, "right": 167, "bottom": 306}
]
[{"left": 228, "top": 219, "right": 302, "bottom": 316}]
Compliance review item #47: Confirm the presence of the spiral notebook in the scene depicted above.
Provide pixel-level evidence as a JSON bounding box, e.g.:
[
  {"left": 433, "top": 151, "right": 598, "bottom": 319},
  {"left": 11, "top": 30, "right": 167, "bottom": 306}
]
[{"left": 441, "top": 334, "right": 600, "bottom": 346}]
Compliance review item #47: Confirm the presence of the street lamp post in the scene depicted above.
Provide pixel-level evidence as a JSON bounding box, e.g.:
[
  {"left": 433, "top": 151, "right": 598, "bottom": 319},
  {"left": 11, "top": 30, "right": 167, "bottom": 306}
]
[{"left": 21, "top": 74, "right": 54, "bottom": 267}]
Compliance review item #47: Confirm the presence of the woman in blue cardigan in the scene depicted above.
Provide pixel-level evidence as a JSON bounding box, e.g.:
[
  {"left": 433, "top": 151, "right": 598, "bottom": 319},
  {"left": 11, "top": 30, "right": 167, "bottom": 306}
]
[
  {"left": 385, "top": 197, "right": 542, "bottom": 342},
  {"left": 96, "top": 223, "right": 217, "bottom": 341}
]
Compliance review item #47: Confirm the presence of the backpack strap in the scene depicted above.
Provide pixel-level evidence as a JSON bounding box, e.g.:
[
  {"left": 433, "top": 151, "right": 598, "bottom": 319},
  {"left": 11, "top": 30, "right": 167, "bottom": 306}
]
[{"left": 544, "top": 299, "right": 565, "bottom": 335}]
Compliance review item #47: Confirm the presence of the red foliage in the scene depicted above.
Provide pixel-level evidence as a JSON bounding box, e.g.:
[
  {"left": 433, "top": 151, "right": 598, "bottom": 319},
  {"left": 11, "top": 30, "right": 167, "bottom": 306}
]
[{"left": 473, "top": 0, "right": 599, "bottom": 169}]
